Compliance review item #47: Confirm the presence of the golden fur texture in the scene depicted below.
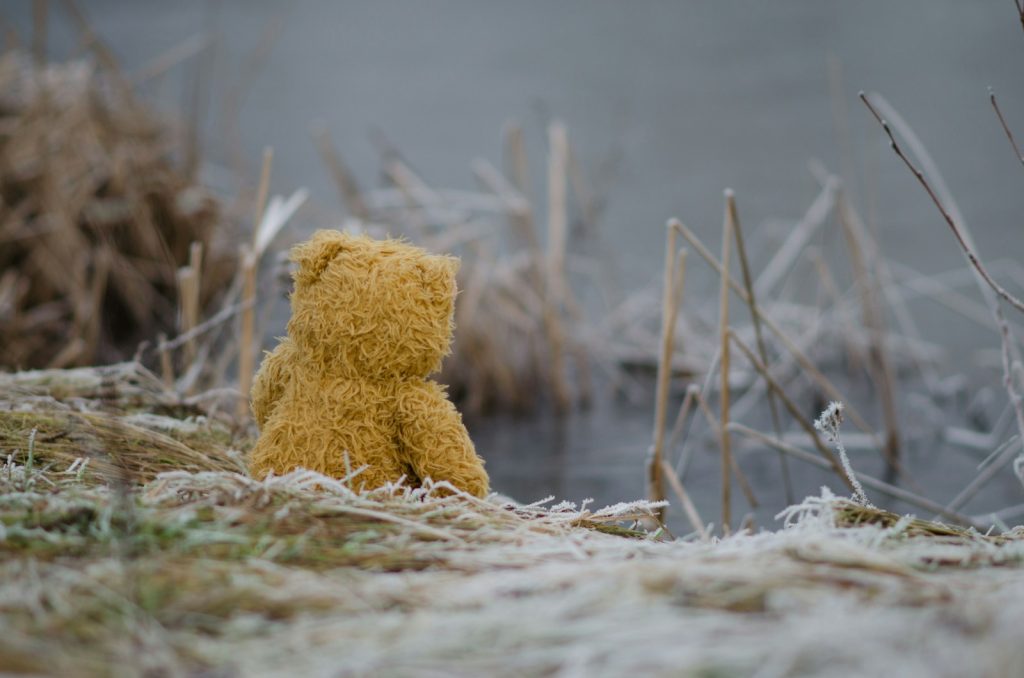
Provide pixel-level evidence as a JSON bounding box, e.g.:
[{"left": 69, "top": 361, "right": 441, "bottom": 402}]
[{"left": 249, "top": 230, "right": 489, "bottom": 497}]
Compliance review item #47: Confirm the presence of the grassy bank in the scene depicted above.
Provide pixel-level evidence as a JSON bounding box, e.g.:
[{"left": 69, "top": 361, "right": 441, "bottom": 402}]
[{"left": 3, "top": 364, "right": 1024, "bottom": 676}]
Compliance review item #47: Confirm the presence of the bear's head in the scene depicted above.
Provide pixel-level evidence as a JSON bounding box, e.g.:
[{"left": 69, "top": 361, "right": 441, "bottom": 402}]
[{"left": 286, "top": 230, "right": 459, "bottom": 380}]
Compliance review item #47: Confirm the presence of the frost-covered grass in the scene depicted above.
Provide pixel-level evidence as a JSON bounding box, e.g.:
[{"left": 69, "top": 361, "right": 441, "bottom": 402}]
[
  {"left": 3, "top": 454, "right": 1024, "bottom": 677},
  {"left": 3, "top": 363, "right": 1024, "bottom": 677}
]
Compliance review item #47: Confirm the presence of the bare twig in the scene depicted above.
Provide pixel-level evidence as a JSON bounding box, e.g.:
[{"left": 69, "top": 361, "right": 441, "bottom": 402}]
[
  {"left": 861, "top": 91, "right": 1024, "bottom": 492},
  {"left": 989, "top": 89, "right": 1024, "bottom": 169},
  {"left": 860, "top": 92, "right": 1024, "bottom": 316}
]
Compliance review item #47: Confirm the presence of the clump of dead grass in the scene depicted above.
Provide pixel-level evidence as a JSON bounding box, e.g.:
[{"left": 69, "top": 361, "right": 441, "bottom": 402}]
[{"left": 0, "top": 51, "right": 236, "bottom": 370}]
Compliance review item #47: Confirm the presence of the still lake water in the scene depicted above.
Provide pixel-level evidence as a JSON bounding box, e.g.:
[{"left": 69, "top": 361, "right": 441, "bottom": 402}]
[{"left": 17, "top": 1, "right": 1024, "bottom": 526}]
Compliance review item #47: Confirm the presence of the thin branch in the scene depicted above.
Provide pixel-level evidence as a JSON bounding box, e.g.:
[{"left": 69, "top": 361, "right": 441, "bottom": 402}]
[
  {"left": 861, "top": 90, "right": 1024, "bottom": 497},
  {"left": 860, "top": 91, "right": 1024, "bottom": 316},
  {"left": 989, "top": 88, "right": 1024, "bottom": 170}
]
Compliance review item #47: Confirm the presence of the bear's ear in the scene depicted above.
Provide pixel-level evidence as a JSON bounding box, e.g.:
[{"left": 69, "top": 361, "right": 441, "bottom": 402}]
[
  {"left": 414, "top": 255, "right": 460, "bottom": 292},
  {"left": 290, "top": 231, "right": 349, "bottom": 286}
]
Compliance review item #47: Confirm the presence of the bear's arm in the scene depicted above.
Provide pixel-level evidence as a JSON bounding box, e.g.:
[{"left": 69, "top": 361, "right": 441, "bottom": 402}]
[
  {"left": 250, "top": 338, "right": 298, "bottom": 429},
  {"left": 396, "top": 380, "right": 489, "bottom": 498}
]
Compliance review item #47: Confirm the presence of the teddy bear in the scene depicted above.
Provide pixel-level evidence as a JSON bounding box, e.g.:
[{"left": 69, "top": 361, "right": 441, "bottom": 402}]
[{"left": 248, "top": 229, "right": 489, "bottom": 497}]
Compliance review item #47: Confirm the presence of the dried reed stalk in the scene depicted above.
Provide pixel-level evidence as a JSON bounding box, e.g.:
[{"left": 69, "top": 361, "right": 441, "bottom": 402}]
[
  {"left": 236, "top": 149, "right": 273, "bottom": 422},
  {"left": 727, "top": 191, "right": 793, "bottom": 503},
  {"left": 718, "top": 196, "right": 734, "bottom": 533},
  {"left": 544, "top": 121, "right": 572, "bottom": 413},
  {"left": 648, "top": 220, "right": 685, "bottom": 516}
]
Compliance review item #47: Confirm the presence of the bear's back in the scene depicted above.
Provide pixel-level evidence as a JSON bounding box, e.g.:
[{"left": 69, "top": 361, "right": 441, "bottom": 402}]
[{"left": 249, "top": 365, "right": 414, "bottom": 490}]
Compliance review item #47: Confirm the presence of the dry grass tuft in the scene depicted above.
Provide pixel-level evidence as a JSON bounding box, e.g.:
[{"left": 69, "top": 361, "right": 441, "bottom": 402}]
[{"left": 0, "top": 52, "right": 236, "bottom": 370}]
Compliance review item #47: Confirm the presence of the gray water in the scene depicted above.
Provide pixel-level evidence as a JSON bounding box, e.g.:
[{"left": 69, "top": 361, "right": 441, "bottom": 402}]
[{"left": 14, "top": 1, "right": 1024, "bottom": 525}]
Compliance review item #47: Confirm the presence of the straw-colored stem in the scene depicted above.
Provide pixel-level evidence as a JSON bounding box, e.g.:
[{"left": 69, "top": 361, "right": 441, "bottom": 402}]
[
  {"left": 718, "top": 200, "right": 733, "bottom": 534},
  {"left": 176, "top": 265, "right": 199, "bottom": 368},
  {"left": 157, "top": 333, "right": 173, "bottom": 389},
  {"left": 234, "top": 148, "right": 274, "bottom": 421},
  {"left": 183, "top": 242, "right": 203, "bottom": 372},
  {"left": 544, "top": 121, "right": 572, "bottom": 413},
  {"left": 648, "top": 221, "right": 685, "bottom": 514},
  {"left": 727, "top": 191, "right": 792, "bottom": 503}
]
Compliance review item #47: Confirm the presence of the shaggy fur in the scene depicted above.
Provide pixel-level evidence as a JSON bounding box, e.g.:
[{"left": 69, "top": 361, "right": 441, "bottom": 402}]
[{"left": 249, "top": 230, "right": 489, "bottom": 497}]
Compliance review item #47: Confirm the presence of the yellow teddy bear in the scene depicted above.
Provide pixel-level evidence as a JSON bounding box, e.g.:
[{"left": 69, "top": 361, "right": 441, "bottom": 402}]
[{"left": 249, "top": 230, "right": 489, "bottom": 497}]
